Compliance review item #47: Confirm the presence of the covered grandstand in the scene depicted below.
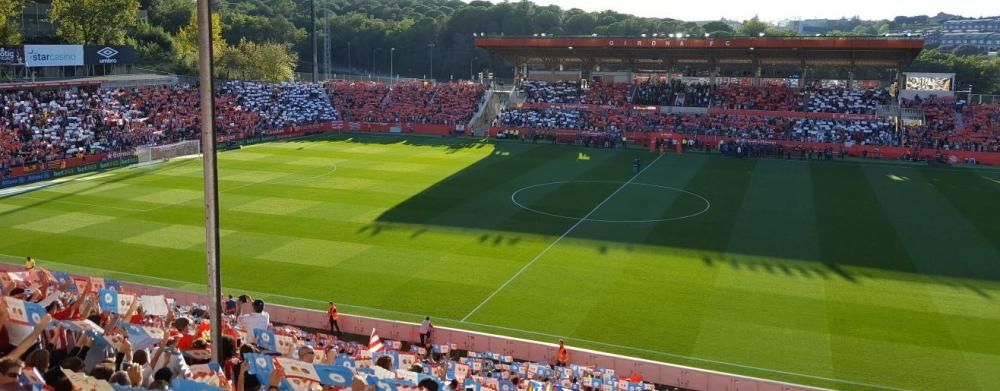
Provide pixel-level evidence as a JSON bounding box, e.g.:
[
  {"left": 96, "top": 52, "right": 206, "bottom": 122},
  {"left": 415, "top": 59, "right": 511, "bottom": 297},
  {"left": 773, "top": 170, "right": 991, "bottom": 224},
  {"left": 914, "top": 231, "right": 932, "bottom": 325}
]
[{"left": 475, "top": 36, "right": 924, "bottom": 86}]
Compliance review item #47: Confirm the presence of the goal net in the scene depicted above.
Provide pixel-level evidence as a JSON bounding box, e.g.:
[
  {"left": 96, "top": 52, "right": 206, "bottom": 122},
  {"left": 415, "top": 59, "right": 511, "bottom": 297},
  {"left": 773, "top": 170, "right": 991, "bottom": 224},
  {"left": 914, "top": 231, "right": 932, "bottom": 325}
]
[{"left": 136, "top": 140, "right": 202, "bottom": 163}]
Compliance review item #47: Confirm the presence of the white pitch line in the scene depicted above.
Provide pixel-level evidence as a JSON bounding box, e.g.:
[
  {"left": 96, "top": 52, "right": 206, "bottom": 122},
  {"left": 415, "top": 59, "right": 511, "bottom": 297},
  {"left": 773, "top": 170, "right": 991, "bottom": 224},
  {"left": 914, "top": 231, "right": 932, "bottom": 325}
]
[
  {"left": 0, "top": 253, "right": 903, "bottom": 390},
  {"left": 460, "top": 154, "right": 665, "bottom": 322}
]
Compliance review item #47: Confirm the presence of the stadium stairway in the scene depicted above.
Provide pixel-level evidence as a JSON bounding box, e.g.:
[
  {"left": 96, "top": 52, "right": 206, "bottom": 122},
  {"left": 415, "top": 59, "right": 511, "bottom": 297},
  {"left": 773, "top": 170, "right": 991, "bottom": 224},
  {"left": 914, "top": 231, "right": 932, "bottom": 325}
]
[{"left": 470, "top": 89, "right": 504, "bottom": 136}]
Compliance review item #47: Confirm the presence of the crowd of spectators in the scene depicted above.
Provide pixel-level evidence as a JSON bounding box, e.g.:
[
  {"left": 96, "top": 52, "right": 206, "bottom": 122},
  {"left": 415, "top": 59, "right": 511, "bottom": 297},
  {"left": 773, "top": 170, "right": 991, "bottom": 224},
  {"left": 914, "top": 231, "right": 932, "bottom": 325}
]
[
  {"left": 518, "top": 80, "right": 896, "bottom": 115},
  {"left": 519, "top": 81, "right": 582, "bottom": 104},
  {"left": 0, "top": 261, "right": 660, "bottom": 391},
  {"left": 709, "top": 84, "right": 802, "bottom": 111},
  {"left": 502, "top": 80, "right": 1000, "bottom": 150},
  {"left": 790, "top": 118, "right": 896, "bottom": 145},
  {"left": 631, "top": 82, "right": 713, "bottom": 107},
  {"left": 224, "top": 81, "right": 339, "bottom": 129},
  {"left": 1, "top": 87, "right": 132, "bottom": 171},
  {"left": 803, "top": 87, "right": 890, "bottom": 114},
  {"left": 582, "top": 82, "right": 630, "bottom": 106},
  {"left": 326, "top": 81, "right": 485, "bottom": 125},
  {"left": 496, "top": 108, "right": 583, "bottom": 129}
]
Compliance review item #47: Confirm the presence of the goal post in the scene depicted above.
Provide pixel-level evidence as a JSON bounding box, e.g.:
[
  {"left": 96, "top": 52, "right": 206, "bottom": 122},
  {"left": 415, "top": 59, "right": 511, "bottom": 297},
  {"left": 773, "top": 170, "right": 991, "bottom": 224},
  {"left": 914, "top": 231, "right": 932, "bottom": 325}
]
[{"left": 135, "top": 140, "right": 202, "bottom": 163}]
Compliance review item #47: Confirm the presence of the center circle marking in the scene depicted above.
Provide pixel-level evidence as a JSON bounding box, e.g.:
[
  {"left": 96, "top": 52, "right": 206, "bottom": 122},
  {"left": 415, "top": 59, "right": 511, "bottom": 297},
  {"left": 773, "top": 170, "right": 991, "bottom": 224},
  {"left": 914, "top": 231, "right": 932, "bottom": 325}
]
[{"left": 511, "top": 180, "right": 711, "bottom": 223}]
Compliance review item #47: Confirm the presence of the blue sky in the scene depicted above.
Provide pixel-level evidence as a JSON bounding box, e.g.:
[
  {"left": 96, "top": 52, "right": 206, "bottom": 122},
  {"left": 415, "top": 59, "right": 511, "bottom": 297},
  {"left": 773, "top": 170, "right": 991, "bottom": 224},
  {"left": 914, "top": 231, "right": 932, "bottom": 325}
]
[{"left": 514, "top": 0, "right": 999, "bottom": 22}]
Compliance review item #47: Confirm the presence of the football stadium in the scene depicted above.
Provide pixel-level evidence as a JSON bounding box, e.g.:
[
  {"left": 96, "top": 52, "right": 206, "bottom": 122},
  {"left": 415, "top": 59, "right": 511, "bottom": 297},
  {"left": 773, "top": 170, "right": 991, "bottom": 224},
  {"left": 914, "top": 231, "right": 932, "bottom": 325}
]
[{"left": 1, "top": 2, "right": 999, "bottom": 391}]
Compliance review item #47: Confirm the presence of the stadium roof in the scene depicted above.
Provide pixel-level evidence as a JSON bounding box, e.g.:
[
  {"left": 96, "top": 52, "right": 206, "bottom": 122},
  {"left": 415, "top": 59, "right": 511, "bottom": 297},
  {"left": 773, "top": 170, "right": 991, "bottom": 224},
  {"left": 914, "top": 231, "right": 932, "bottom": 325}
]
[{"left": 475, "top": 36, "right": 924, "bottom": 69}]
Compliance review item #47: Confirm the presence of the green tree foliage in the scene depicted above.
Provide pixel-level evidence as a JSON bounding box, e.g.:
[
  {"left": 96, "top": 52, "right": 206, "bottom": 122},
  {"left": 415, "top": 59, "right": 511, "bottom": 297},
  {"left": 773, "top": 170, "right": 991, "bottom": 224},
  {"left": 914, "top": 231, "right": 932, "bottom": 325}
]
[
  {"left": 737, "top": 17, "right": 770, "bottom": 36},
  {"left": 222, "top": 13, "right": 306, "bottom": 46},
  {"left": 701, "top": 21, "right": 733, "bottom": 34},
  {"left": 173, "top": 11, "right": 225, "bottom": 72},
  {"left": 0, "top": 0, "right": 30, "bottom": 45},
  {"left": 952, "top": 45, "right": 983, "bottom": 56},
  {"left": 50, "top": 0, "right": 140, "bottom": 44},
  {"left": 218, "top": 38, "right": 298, "bottom": 82},
  {"left": 148, "top": 0, "right": 194, "bottom": 34}
]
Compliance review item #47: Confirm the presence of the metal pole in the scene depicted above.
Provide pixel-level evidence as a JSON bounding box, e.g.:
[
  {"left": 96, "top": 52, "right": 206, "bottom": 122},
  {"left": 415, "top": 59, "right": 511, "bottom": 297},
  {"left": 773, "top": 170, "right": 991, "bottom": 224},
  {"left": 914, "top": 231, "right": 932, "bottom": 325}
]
[
  {"left": 347, "top": 41, "right": 352, "bottom": 71},
  {"left": 390, "top": 48, "right": 395, "bottom": 84},
  {"left": 196, "top": 0, "right": 223, "bottom": 364},
  {"left": 311, "top": 0, "right": 318, "bottom": 82},
  {"left": 428, "top": 43, "right": 435, "bottom": 81}
]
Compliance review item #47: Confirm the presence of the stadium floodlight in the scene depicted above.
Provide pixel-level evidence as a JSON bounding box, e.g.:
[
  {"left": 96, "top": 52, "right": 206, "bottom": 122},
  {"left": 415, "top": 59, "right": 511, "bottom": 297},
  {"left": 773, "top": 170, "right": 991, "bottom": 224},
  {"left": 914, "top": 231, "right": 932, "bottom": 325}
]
[
  {"left": 591, "top": 33, "right": 598, "bottom": 37},
  {"left": 641, "top": 33, "right": 647, "bottom": 37},
  {"left": 568, "top": 46, "right": 574, "bottom": 50},
  {"left": 667, "top": 33, "right": 674, "bottom": 38},
  {"left": 533, "top": 33, "right": 539, "bottom": 37},
  {"left": 705, "top": 33, "right": 711, "bottom": 38},
  {"left": 676, "top": 32, "right": 684, "bottom": 38},
  {"left": 759, "top": 32, "right": 766, "bottom": 37},
  {"left": 540, "top": 33, "right": 546, "bottom": 37},
  {"left": 685, "top": 34, "right": 691, "bottom": 38},
  {"left": 481, "top": 32, "right": 486, "bottom": 36}
]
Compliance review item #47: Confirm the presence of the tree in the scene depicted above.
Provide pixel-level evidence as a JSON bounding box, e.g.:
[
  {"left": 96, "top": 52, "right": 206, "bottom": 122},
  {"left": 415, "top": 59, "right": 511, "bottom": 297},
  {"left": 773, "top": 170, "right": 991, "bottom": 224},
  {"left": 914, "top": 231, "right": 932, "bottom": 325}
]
[
  {"left": 173, "top": 11, "right": 226, "bottom": 72},
  {"left": 953, "top": 45, "right": 983, "bottom": 56},
  {"left": 222, "top": 13, "right": 305, "bottom": 46},
  {"left": 0, "top": 0, "right": 30, "bottom": 45},
  {"left": 563, "top": 13, "right": 596, "bottom": 35},
  {"left": 149, "top": 0, "right": 194, "bottom": 34},
  {"left": 218, "top": 39, "right": 298, "bottom": 82},
  {"left": 50, "top": 0, "right": 140, "bottom": 44},
  {"left": 701, "top": 21, "right": 733, "bottom": 34},
  {"left": 852, "top": 25, "right": 877, "bottom": 36},
  {"left": 738, "top": 17, "right": 770, "bottom": 37}
]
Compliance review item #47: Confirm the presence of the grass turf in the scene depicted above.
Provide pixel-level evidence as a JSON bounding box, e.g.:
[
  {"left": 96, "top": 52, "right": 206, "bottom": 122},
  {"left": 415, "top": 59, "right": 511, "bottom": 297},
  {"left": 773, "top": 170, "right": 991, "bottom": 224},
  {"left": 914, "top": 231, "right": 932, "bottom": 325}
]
[{"left": 1, "top": 133, "right": 998, "bottom": 390}]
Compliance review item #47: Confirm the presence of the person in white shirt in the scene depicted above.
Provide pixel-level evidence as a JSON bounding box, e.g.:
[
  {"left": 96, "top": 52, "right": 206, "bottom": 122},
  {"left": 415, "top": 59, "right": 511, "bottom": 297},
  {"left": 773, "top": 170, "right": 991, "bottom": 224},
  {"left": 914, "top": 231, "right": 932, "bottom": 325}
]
[{"left": 237, "top": 299, "right": 271, "bottom": 343}]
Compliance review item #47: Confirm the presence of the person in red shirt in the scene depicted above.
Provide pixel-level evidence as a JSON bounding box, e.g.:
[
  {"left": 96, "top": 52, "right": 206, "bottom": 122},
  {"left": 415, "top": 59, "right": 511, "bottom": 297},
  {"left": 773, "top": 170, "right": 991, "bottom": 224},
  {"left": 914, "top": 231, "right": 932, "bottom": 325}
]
[
  {"left": 556, "top": 340, "right": 569, "bottom": 367},
  {"left": 327, "top": 302, "right": 341, "bottom": 336}
]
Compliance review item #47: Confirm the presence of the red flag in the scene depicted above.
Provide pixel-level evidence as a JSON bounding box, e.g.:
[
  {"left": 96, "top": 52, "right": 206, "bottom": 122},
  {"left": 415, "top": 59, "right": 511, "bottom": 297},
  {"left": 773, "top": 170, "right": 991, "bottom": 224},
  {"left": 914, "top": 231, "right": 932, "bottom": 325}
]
[{"left": 368, "top": 328, "right": 384, "bottom": 353}]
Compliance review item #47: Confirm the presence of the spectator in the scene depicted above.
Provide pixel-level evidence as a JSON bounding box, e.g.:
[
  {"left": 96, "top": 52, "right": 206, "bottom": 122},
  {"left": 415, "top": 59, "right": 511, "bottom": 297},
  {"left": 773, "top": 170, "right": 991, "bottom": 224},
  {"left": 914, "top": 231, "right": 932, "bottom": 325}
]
[{"left": 237, "top": 299, "right": 270, "bottom": 340}]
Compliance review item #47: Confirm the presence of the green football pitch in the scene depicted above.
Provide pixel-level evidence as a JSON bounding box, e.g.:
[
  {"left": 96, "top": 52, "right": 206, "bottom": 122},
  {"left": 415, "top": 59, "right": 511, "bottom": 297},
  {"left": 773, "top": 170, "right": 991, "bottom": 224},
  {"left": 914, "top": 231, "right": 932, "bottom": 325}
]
[{"left": 1, "top": 133, "right": 998, "bottom": 390}]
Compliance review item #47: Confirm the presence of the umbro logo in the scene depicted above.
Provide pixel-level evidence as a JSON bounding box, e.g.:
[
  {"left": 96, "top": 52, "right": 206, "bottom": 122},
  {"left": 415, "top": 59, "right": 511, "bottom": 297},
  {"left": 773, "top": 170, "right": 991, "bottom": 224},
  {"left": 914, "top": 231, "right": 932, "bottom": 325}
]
[{"left": 97, "top": 47, "right": 119, "bottom": 58}]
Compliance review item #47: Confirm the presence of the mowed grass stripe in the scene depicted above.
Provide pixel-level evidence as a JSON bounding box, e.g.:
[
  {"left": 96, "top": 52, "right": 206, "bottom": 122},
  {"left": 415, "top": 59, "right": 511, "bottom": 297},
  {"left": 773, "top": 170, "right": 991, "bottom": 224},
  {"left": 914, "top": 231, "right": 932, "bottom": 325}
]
[
  {"left": 813, "top": 162, "right": 963, "bottom": 390},
  {"left": 917, "top": 167, "right": 1000, "bottom": 261},
  {"left": 564, "top": 155, "right": 715, "bottom": 352},
  {"left": 862, "top": 165, "right": 999, "bottom": 390},
  {"left": 691, "top": 159, "right": 833, "bottom": 379}
]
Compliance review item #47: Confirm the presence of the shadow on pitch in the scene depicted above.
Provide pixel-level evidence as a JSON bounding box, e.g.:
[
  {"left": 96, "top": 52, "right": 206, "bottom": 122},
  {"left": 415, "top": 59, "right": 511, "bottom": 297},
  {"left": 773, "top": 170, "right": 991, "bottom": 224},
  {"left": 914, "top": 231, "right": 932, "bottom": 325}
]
[{"left": 335, "top": 135, "right": 1000, "bottom": 292}]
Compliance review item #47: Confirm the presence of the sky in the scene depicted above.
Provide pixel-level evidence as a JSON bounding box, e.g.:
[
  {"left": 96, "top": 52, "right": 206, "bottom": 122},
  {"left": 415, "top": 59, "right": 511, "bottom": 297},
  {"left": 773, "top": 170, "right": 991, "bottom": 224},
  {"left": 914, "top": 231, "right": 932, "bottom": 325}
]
[{"left": 516, "top": 0, "right": 999, "bottom": 22}]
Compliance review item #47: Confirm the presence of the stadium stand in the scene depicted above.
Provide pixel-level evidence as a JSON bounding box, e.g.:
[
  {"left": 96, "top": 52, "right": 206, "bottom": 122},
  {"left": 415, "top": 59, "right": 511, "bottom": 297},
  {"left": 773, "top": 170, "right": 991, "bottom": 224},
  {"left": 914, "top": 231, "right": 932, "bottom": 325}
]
[
  {"left": 4, "top": 79, "right": 1000, "bottom": 178},
  {"left": 223, "top": 81, "right": 339, "bottom": 129},
  {"left": 802, "top": 86, "right": 891, "bottom": 114},
  {"left": 0, "top": 265, "right": 666, "bottom": 391},
  {"left": 631, "top": 81, "right": 713, "bottom": 107},
  {"left": 497, "top": 108, "right": 584, "bottom": 129},
  {"left": 325, "top": 81, "right": 485, "bottom": 125},
  {"left": 582, "top": 82, "right": 631, "bottom": 106},
  {"left": 519, "top": 80, "right": 583, "bottom": 104},
  {"left": 0, "top": 87, "right": 129, "bottom": 168}
]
